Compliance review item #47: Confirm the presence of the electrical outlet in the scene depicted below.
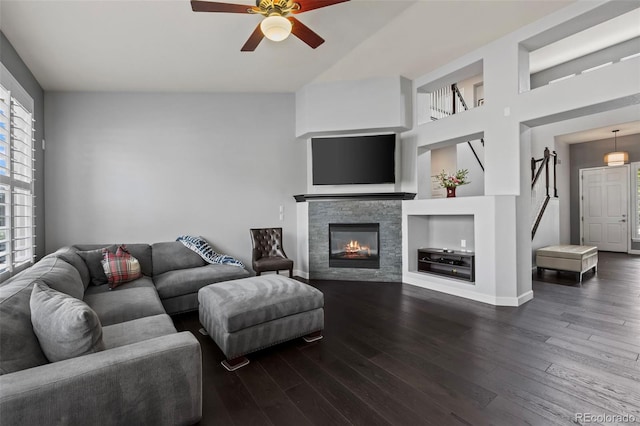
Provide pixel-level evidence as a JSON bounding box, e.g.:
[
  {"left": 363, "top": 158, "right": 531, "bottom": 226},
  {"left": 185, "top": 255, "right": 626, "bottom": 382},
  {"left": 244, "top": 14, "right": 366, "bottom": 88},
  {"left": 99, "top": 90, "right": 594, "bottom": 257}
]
[
  {"left": 279, "top": 205, "right": 284, "bottom": 221},
  {"left": 461, "top": 239, "right": 466, "bottom": 248}
]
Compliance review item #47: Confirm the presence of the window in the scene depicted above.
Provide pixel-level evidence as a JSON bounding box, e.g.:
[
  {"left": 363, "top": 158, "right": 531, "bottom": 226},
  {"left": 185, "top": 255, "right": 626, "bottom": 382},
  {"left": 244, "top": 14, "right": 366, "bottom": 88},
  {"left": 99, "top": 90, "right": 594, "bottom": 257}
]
[
  {"left": 633, "top": 162, "right": 640, "bottom": 242},
  {"left": 0, "top": 83, "right": 35, "bottom": 278}
]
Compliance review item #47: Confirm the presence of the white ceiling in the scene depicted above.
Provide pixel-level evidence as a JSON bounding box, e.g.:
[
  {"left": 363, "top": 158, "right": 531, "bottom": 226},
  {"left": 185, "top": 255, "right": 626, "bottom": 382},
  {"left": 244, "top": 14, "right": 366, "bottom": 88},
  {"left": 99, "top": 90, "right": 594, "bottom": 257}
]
[
  {"left": 0, "top": 0, "right": 573, "bottom": 93},
  {"left": 556, "top": 121, "right": 640, "bottom": 144}
]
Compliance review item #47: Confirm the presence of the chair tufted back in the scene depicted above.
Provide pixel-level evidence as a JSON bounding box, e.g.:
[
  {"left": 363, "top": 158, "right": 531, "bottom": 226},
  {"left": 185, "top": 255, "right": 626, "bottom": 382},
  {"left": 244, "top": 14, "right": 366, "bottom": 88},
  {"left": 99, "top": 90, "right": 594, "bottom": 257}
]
[{"left": 250, "top": 228, "right": 288, "bottom": 261}]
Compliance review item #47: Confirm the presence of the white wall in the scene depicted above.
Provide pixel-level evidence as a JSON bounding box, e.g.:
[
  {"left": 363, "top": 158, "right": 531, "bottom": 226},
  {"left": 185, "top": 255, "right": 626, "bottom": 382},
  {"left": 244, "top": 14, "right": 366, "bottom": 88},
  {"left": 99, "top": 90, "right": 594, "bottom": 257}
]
[
  {"left": 530, "top": 103, "right": 640, "bottom": 247},
  {"left": 44, "top": 92, "right": 305, "bottom": 271},
  {"left": 295, "top": 76, "right": 412, "bottom": 138},
  {"left": 292, "top": 0, "right": 639, "bottom": 304},
  {"left": 400, "top": 1, "right": 639, "bottom": 305}
]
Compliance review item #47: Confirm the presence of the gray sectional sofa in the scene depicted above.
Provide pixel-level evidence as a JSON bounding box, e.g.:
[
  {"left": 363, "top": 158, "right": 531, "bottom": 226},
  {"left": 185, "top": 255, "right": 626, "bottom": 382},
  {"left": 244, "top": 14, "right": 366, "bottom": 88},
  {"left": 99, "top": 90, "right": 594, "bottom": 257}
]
[{"left": 0, "top": 241, "right": 250, "bottom": 425}]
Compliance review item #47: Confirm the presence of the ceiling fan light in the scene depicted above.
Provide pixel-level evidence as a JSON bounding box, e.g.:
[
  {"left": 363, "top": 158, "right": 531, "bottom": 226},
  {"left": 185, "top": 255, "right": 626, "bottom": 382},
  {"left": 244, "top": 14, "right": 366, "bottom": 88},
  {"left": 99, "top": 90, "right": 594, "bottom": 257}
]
[
  {"left": 260, "top": 15, "right": 292, "bottom": 42},
  {"left": 604, "top": 151, "right": 629, "bottom": 166}
]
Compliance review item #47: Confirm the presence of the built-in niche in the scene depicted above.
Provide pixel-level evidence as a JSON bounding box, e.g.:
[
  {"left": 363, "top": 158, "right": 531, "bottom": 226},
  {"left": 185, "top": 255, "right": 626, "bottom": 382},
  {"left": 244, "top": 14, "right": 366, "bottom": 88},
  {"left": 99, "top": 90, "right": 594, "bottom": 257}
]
[
  {"left": 416, "top": 60, "right": 484, "bottom": 125},
  {"left": 406, "top": 214, "right": 475, "bottom": 280},
  {"left": 416, "top": 137, "right": 485, "bottom": 200},
  {"left": 519, "top": 5, "right": 640, "bottom": 92}
]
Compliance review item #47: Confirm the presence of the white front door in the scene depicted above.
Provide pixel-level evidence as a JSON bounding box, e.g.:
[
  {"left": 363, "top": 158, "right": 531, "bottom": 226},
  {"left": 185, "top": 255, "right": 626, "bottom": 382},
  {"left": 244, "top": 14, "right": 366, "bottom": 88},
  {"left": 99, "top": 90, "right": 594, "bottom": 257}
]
[{"left": 581, "top": 166, "right": 629, "bottom": 252}]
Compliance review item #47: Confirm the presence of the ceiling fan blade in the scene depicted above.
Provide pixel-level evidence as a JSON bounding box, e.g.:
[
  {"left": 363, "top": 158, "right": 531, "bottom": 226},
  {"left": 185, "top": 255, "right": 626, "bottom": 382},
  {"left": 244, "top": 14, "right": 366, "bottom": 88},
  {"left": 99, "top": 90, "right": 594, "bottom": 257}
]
[
  {"left": 191, "top": 0, "right": 255, "bottom": 13},
  {"left": 288, "top": 17, "right": 324, "bottom": 49},
  {"left": 292, "top": 0, "right": 349, "bottom": 14},
  {"left": 241, "top": 23, "right": 265, "bottom": 51}
]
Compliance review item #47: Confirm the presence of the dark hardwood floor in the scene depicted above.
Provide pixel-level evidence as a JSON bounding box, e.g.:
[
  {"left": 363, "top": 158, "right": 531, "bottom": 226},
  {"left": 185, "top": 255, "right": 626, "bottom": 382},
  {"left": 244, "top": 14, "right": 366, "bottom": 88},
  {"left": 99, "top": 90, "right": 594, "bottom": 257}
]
[{"left": 173, "top": 251, "right": 640, "bottom": 425}]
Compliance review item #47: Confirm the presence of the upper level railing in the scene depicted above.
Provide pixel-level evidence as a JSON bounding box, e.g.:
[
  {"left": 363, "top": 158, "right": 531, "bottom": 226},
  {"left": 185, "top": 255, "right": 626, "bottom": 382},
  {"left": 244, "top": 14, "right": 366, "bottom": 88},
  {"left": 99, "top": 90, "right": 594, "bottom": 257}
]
[
  {"left": 531, "top": 147, "right": 558, "bottom": 239},
  {"left": 430, "top": 84, "right": 485, "bottom": 172}
]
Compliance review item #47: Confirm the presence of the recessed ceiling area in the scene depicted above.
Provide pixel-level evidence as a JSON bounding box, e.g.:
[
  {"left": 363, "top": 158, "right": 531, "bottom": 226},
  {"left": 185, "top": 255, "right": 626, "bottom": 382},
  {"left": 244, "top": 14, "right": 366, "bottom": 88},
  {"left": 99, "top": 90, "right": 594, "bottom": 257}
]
[
  {"left": 555, "top": 120, "right": 640, "bottom": 144},
  {"left": 0, "top": 0, "right": 573, "bottom": 92},
  {"left": 529, "top": 7, "right": 640, "bottom": 73}
]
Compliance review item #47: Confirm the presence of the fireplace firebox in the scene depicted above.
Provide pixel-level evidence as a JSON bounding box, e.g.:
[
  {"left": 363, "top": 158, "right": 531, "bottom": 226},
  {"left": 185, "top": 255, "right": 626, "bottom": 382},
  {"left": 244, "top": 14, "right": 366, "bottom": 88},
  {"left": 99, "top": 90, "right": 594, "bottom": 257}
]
[{"left": 329, "top": 223, "right": 380, "bottom": 269}]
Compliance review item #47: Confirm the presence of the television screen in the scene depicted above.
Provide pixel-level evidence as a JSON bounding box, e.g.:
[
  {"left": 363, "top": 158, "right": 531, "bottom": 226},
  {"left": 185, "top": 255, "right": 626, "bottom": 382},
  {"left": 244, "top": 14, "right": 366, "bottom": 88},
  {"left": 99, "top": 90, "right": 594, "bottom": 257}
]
[{"left": 312, "top": 134, "right": 396, "bottom": 185}]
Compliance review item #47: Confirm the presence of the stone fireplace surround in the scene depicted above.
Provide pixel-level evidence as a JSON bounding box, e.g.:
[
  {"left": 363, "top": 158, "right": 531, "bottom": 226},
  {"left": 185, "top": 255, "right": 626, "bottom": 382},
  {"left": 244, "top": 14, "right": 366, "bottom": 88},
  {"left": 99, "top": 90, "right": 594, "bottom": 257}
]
[{"left": 308, "top": 199, "right": 402, "bottom": 282}]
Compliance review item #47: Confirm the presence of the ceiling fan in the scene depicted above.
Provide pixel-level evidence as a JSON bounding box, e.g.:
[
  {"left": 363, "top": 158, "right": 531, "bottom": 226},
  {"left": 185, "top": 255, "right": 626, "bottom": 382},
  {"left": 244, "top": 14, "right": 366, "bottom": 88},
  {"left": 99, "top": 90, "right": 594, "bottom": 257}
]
[{"left": 190, "top": 0, "right": 350, "bottom": 51}]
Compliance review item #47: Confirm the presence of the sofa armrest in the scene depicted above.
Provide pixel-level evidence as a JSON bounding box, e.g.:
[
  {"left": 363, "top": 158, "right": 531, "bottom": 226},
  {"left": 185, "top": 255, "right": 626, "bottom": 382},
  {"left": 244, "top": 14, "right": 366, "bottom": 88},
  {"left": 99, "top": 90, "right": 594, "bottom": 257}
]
[{"left": 0, "top": 332, "right": 202, "bottom": 426}]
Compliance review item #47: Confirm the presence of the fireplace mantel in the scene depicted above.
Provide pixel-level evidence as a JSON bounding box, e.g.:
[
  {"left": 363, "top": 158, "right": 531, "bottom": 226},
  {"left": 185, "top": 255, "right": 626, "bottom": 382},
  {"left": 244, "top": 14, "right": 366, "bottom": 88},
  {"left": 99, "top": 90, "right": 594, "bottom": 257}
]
[{"left": 294, "top": 192, "right": 416, "bottom": 202}]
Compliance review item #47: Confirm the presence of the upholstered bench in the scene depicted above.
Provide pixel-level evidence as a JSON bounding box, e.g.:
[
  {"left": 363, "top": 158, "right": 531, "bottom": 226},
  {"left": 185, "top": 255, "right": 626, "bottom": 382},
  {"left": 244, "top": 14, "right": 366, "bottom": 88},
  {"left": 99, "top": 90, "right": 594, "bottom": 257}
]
[
  {"left": 536, "top": 245, "right": 598, "bottom": 282},
  {"left": 198, "top": 275, "right": 324, "bottom": 371}
]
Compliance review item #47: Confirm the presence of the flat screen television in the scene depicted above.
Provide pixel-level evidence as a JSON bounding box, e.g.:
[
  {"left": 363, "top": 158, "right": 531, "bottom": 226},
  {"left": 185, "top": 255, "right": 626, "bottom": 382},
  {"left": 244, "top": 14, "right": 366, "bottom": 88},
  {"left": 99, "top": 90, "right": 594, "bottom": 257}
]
[{"left": 312, "top": 134, "right": 396, "bottom": 185}]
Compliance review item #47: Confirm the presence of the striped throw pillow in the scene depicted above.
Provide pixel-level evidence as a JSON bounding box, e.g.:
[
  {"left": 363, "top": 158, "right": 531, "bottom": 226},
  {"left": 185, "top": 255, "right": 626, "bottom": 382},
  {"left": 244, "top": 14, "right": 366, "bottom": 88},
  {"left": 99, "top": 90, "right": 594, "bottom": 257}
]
[{"left": 101, "top": 245, "right": 142, "bottom": 289}]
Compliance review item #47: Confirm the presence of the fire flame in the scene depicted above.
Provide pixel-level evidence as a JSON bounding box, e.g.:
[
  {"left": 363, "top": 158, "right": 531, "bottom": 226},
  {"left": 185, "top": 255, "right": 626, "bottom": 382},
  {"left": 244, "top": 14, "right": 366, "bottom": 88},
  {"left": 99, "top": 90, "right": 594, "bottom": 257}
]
[{"left": 344, "top": 240, "right": 371, "bottom": 256}]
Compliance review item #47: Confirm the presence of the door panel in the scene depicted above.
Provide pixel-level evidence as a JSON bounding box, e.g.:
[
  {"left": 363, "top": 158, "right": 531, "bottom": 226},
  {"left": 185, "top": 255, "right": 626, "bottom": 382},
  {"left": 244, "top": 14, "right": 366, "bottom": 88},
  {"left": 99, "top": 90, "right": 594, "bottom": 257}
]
[
  {"left": 582, "top": 166, "right": 629, "bottom": 252},
  {"left": 587, "top": 224, "right": 602, "bottom": 243}
]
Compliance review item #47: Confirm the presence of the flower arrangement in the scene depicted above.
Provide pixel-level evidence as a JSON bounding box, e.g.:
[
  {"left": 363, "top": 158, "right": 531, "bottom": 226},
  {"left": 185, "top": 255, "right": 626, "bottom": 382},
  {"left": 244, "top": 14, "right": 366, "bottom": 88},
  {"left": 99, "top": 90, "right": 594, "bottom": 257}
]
[{"left": 436, "top": 169, "right": 470, "bottom": 189}]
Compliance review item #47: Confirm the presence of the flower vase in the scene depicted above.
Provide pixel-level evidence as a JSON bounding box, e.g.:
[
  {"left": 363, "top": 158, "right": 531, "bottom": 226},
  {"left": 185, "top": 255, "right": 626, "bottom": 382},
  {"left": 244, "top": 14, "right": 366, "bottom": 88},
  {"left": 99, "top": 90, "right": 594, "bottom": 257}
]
[{"left": 446, "top": 187, "right": 456, "bottom": 198}]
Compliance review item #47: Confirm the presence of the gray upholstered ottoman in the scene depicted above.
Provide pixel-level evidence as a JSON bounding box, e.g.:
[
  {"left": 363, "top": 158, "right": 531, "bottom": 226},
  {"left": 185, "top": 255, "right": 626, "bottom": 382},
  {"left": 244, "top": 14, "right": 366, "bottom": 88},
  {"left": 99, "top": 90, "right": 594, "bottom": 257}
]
[{"left": 198, "top": 274, "right": 324, "bottom": 371}]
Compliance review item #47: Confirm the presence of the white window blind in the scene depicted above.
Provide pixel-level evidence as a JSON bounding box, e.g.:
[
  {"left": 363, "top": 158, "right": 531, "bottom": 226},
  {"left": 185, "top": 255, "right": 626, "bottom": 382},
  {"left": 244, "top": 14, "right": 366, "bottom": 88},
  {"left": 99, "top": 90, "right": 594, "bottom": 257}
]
[{"left": 0, "top": 83, "right": 35, "bottom": 276}]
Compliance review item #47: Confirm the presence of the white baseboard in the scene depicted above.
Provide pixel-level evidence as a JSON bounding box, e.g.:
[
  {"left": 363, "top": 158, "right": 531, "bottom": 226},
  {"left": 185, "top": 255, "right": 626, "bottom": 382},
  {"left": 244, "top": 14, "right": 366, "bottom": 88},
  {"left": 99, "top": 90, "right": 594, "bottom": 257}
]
[
  {"left": 294, "top": 269, "right": 309, "bottom": 279},
  {"left": 403, "top": 273, "right": 533, "bottom": 307},
  {"left": 517, "top": 290, "right": 534, "bottom": 305},
  {"left": 628, "top": 249, "right": 640, "bottom": 255}
]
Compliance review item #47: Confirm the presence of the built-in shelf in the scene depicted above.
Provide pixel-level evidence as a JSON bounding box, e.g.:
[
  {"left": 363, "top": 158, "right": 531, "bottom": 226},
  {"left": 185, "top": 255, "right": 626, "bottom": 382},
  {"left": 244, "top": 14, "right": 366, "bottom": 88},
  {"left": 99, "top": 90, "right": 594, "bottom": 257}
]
[
  {"left": 294, "top": 192, "right": 416, "bottom": 202},
  {"left": 417, "top": 248, "right": 475, "bottom": 282}
]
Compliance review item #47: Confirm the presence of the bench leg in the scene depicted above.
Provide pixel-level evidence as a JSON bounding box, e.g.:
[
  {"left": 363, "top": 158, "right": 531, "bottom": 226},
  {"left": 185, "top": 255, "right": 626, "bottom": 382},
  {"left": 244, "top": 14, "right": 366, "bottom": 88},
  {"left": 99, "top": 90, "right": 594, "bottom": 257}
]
[
  {"left": 303, "top": 331, "right": 323, "bottom": 343},
  {"left": 289, "top": 267, "right": 293, "bottom": 278},
  {"left": 536, "top": 267, "right": 543, "bottom": 277},
  {"left": 221, "top": 356, "right": 250, "bottom": 372}
]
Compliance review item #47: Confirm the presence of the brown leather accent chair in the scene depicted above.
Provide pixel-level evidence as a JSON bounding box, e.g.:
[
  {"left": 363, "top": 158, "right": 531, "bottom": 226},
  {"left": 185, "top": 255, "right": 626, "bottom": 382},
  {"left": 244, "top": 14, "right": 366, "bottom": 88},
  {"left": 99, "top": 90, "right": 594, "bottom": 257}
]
[{"left": 250, "top": 228, "right": 294, "bottom": 277}]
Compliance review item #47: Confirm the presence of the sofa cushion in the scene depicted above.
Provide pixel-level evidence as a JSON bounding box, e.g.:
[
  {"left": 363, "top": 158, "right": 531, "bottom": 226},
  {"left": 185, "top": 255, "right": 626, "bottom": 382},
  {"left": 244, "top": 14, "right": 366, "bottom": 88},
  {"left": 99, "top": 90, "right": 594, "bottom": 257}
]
[
  {"left": 0, "top": 276, "right": 49, "bottom": 374},
  {"left": 30, "top": 282, "right": 105, "bottom": 362},
  {"left": 102, "top": 245, "right": 142, "bottom": 289},
  {"left": 102, "top": 314, "right": 177, "bottom": 349},
  {"left": 16, "top": 256, "right": 84, "bottom": 300},
  {"left": 151, "top": 241, "right": 206, "bottom": 276},
  {"left": 154, "top": 263, "right": 250, "bottom": 300},
  {"left": 77, "top": 245, "right": 117, "bottom": 286},
  {"left": 121, "top": 244, "right": 153, "bottom": 277},
  {"left": 54, "top": 248, "right": 91, "bottom": 289},
  {"left": 83, "top": 276, "right": 165, "bottom": 326},
  {"left": 73, "top": 244, "right": 153, "bottom": 277}
]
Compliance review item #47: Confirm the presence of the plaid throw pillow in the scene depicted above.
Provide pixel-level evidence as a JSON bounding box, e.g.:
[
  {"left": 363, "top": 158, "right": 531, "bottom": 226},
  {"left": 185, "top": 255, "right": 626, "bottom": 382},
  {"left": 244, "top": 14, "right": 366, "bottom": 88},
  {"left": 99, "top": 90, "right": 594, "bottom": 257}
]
[{"left": 101, "top": 245, "right": 142, "bottom": 289}]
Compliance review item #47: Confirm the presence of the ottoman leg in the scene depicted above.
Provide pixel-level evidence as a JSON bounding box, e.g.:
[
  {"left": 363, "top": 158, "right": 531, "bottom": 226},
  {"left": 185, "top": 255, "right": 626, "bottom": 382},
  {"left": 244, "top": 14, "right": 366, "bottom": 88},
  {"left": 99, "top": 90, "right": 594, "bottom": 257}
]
[
  {"left": 303, "top": 331, "right": 323, "bottom": 343},
  {"left": 222, "top": 356, "right": 250, "bottom": 372}
]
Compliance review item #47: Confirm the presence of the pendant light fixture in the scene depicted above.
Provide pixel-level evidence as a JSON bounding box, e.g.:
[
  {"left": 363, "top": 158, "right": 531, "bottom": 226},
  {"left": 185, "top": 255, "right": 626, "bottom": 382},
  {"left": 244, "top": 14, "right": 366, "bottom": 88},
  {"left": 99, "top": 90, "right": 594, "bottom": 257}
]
[{"left": 604, "top": 129, "right": 629, "bottom": 166}]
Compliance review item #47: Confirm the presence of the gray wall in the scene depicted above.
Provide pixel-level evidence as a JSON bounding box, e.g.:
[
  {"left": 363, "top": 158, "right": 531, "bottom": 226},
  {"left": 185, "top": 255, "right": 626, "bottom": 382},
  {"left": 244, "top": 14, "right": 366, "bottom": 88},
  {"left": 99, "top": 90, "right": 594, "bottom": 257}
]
[
  {"left": 44, "top": 92, "right": 305, "bottom": 270},
  {"left": 569, "top": 133, "right": 640, "bottom": 250},
  {"left": 0, "top": 31, "right": 46, "bottom": 260}
]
